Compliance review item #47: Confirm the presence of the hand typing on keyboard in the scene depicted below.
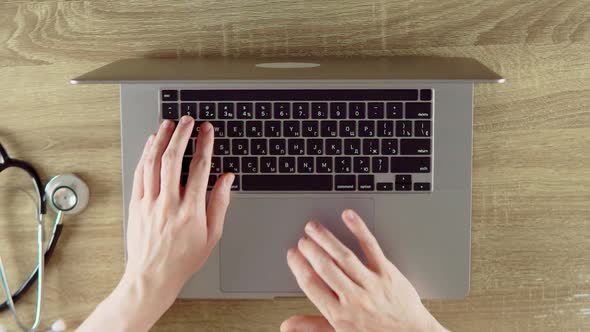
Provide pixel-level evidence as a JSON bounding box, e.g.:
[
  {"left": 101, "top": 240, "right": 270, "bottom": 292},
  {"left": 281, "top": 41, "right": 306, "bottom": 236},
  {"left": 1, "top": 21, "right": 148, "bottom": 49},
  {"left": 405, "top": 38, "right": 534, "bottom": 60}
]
[
  {"left": 281, "top": 209, "right": 449, "bottom": 332},
  {"left": 78, "top": 116, "right": 235, "bottom": 331}
]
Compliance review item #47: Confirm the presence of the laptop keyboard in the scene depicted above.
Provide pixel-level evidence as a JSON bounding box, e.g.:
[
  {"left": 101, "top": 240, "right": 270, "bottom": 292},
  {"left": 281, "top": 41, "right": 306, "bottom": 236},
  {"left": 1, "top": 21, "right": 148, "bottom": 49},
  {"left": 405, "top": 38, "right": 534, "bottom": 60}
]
[{"left": 160, "top": 89, "right": 433, "bottom": 192}]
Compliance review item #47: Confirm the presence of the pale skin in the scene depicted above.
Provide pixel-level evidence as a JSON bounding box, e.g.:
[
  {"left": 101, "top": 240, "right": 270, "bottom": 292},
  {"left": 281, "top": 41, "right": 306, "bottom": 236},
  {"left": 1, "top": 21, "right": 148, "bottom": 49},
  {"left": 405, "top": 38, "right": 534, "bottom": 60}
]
[{"left": 77, "top": 116, "right": 449, "bottom": 332}]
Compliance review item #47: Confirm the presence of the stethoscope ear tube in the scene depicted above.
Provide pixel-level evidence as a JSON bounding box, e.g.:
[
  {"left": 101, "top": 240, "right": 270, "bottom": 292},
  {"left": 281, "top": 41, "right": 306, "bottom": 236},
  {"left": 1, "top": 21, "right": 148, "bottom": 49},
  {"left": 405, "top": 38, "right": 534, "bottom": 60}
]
[{"left": 0, "top": 224, "right": 62, "bottom": 313}]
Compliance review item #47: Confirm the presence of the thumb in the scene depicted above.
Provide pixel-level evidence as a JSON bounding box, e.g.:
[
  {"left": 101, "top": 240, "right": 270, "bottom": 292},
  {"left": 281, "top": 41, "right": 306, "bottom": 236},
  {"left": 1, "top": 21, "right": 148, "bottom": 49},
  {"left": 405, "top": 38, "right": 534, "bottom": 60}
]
[{"left": 280, "top": 315, "right": 334, "bottom": 332}]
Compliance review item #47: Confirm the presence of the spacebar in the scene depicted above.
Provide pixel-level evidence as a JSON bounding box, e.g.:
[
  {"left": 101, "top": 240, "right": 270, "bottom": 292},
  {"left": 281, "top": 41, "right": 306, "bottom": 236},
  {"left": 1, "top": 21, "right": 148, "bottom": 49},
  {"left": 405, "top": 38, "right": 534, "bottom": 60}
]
[{"left": 242, "top": 175, "right": 333, "bottom": 191}]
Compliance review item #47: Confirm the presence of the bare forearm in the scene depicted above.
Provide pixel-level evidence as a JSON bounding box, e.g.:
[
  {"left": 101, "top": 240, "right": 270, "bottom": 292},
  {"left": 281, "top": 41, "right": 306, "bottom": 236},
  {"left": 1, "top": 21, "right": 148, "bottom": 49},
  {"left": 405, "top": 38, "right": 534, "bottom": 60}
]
[{"left": 77, "top": 274, "right": 178, "bottom": 332}]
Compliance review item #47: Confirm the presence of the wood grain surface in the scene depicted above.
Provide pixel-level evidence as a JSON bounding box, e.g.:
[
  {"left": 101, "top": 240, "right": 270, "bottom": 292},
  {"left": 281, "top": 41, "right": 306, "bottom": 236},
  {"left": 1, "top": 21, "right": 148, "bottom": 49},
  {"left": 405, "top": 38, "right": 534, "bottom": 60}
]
[{"left": 0, "top": 0, "right": 589, "bottom": 331}]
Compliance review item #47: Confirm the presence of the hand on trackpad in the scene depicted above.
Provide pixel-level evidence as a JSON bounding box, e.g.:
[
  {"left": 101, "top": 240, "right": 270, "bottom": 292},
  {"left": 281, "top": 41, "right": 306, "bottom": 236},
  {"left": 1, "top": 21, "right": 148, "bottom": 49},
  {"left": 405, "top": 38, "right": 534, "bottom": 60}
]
[{"left": 220, "top": 198, "right": 374, "bottom": 293}]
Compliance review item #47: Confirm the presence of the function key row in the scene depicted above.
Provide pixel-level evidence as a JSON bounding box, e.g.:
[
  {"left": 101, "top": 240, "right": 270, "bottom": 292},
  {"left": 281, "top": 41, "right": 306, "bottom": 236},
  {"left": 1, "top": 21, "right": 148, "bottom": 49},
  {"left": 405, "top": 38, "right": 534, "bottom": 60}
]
[
  {"left": 161, "top": 102, "right": 431, "bottom": 120},
  {"left": 162, "top": 89, "right": 433, "bottom": 101}
]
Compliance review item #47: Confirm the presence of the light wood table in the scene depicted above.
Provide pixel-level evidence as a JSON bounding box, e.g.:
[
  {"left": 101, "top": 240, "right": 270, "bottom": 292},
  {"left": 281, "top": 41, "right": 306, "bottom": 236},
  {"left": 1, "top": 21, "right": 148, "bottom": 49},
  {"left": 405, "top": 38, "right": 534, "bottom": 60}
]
[{"left": 0, "top": 1, "right": 589, "bottom": 331}]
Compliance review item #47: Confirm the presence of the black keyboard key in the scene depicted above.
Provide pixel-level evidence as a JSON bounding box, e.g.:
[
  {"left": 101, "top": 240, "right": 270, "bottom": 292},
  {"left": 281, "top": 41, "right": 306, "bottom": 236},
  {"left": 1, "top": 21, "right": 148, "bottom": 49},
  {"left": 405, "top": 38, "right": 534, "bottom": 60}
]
[
  {"left": 274, "top": 103, "right": 291, "bottom": 119},
  {"left": 269, "top": 139, "right": 287, "bottom": 155},
  {"left": 180, "top": 174, "right": 189, "bottom": 186},
  {"left": 316, "top": 157, "right": 333, "bottom": 173},
  {"left": 335, "top": 157, "right": 352, "bottom": 173},
  {"left": 210, "top": 121, "right": 226, "bottom": 137},
  {"left": 284, "top": 121, "right": 301, "bottom": 137},
  {"left": 232, "top": 139, "right": 249, "bottom": 155},
  {"left": 207, "top": 175, "right": 217, "bottom": 189},
  {"left": 288, "top": 139, "right": 305, "bottom": 155},
  {"left": 297, "top": 157, "right": 314, "bottom": 173},
  {"left": 321, "top": 121, "right": 338, "bottom": 137},
  {"left": 223, "top": 157, "right": 240, "bottom": 172},
  {"left": 255, "top": 103, "right": 272, "bottom": 119},
  {"left": 307, "top": 139, "right": 324, "bottom": 155},
  {"left": 245, "top": 121, "right": 263, "bottom": 137},
  {"left": 162, "top": 90, "right": 178, "bottom": 101},
  {"left": 358, "top": 121, "right": 375, "bottom": 137},
  {"left": 184, "top": 139, "right": 193, "bottom": 155},
  {"left": 302, "top": 121, "right": 319, "bottom": 137},
  {"left": 162, "top": 103, "right": 179, "bottom": 119},
  {"left": 330, "top": 103, "right": 347, "bottom": 119},
  {"left": 401, "top": 139, "right": 431, "bottom": 155},
  {"left": 386, "top": 102, "right": 403, "bottom": 119},
  {"left": 211, "top": 157, "right": 221, "bottom": 173},
  {"left": 213, "top": 139, "right": 230, "bottom": 155},
  {"left": 335, "top": 175, "right": 355, "bottom": 191},
  {"left": 251, "top": 139, "right": 268, "bottom": 155},
  {"left": 405, "top": 102, "right": 432, "bottom": 119},
  {"left": 325, "top": 139, "right": 342, "bottom": 155},
  {"left": 372, "top": 157, "right": 388, "bottom": 173},
  {"left": 279, "top": 157, "right": 296, "bottom": 173},
  {"left": 396, "top": 121, "right": 412, "bottom": 137},
  {"left": 363, "top": 139, "right": 379, "bottom": 155},
  {"left": 391, "top": 157, "right": 431, "bottom": 173},
  {"left": 414, "top": 182, "right": 431, "bottom": 191},
  {"left": 381, "top": 139, "right": 398, "bottom": 155},
  {"left": 349, "top": 103, "right": 366, "bottom": 119},
  {"left": 420, "top": 89, "right": 432, "bottom": 101},
  {"left": 340, "top": 121, "right": 357, "bottom": 137},
  {"left": 242, "top": 175, "right": 332, "bottom": 191},
  {"left": 368, "top": 102, "right": 384, "bottom": 119},
  {"left": 191, "top": 120, "right": 203, "bottom": 137},
  {"left": 242, "top": 157, "right": 258, "bottom": 173},
  {"left": 377, "top": 120, "right": 394, "bottom": 137},
  {"left": 377, "top": 182, "right": 393, "bottom": 191},
  {"left": 230, "top": 175, "right": 240, "bottom": 191},
  {"left": 353, "top": 157, "right": 370, "bottom": 173},
  {"left": 180, "top": 103, "right": 198, "bottom": 118},
  {"left": 237, "top": 103, "right": 253, "bottom": 119},
  {"left": 344, "top": 139, "right": 361, "bottom": 155},
  {"left": 260, "top": 157, "right": 277, "bottom": 173},
  {"left": 182, "top": 156, "right": 191, "bottom": 173},
  {"left": 311, "top": 103, "right": 328, "bottom": 119},
  {"left": 414, "top": 121, "right": 431, "bottom": 137},
  {"left": 358, "top": 175, "right": 374, "bottom": 191},
  {"left": 395, "top": 183, "right": 411, "bottom": 191},
  {"left": 293, "top": 103, "right": 310, "bottom": 119},
  {"left": 199, "top": 103, "right": 216, "bottom": 119},
  {"left": 395, "top": 174, "right": 411, "bottom": 184},
  {"left": 227, "top": 121, "right": 244, "bottom": 137},
  {"left": 218, "top": 103, "right": 234, "bottom": 119},
  {"left": 265, "top": 121, "right": 282, "bottom": 137}
]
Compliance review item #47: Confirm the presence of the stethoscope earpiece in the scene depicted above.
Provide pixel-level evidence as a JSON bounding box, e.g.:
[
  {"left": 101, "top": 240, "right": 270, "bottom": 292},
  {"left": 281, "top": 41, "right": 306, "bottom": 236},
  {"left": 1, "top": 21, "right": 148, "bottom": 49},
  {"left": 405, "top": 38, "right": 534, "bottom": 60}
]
[{"left": 45, "top": 174, "right": 89, "bottom": 215}]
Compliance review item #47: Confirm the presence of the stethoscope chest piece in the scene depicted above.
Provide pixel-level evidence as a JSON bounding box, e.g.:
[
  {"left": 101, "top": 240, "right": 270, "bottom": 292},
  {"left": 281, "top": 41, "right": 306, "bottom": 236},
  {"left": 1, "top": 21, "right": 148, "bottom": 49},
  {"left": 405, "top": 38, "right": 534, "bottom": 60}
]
[{"left": 44, "top": 174, "right": 89, "bottom": 215}]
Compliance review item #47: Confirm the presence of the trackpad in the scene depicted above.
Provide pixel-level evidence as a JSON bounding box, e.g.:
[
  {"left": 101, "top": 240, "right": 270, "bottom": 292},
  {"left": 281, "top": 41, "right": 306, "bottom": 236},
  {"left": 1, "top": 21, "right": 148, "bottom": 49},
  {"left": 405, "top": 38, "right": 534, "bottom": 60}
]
[{"left": 220, "top": 198, "right": 375, "bottom": 293}]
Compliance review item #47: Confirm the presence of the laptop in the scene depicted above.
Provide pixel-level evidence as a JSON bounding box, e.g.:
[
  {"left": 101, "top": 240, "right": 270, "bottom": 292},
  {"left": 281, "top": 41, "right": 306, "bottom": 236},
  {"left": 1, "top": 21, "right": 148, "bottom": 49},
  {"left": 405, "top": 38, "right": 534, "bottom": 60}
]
[{"left": 72, "top": 57, "right": 503, "bottom": 299}]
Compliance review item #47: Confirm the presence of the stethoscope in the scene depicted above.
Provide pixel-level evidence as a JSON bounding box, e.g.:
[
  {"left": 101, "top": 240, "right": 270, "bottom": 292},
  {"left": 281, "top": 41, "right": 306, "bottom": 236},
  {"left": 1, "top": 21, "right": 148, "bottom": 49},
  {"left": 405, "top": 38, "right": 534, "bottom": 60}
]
[{"left": 0, "top": 143, "right": 89, "bottom": 332}]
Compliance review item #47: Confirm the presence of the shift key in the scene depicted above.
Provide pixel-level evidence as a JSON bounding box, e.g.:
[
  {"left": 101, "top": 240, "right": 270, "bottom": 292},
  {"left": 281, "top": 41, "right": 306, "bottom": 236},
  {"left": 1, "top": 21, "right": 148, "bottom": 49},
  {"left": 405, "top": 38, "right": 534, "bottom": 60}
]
[{"left": 391, "top": 157, "right": 431, "bottom": 173}]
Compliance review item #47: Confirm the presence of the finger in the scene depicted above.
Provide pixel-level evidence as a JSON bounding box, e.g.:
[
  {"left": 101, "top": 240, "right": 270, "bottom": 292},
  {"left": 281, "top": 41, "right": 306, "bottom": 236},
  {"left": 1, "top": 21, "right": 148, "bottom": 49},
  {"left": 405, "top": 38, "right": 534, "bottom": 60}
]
[
  {"left": 341, "top": 209, "right": 388, "bottom": 271},
  {"left": 143, "top": 120, "right": 175, "bottom": 199},
  {"left": 160, "top": 116, "right": 194, "bottom": 195},
  {"left": 185, "top": 122, "right": 214, "bottom": 203},
  {"left": 297, "top": 236, "right": 361, "bottom": 298},
  {"left": 287, "top": 248, "right": 338, "bottom": 319},
  {"left": 205, "top": 173, "right": 234, "bottom": 247},
  {"left": 131, "top": 134, "right": 154, "bottom": 200},
  {"left": 280, "top": 315, "right": 334, "bottom": 332},
  {"left": 304, "top": 221, "right": 374, "bottom": 287}
]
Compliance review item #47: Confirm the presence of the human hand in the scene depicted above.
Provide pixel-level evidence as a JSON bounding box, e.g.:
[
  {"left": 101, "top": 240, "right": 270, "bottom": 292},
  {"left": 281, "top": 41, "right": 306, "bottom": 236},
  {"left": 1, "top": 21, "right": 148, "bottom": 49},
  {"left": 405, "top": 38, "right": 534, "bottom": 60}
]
[
  {"left": 124, "top": 116, "right": 234, "bottom": 303},
  {"left": 281, "top": 209, "right": 448, "bottom": 332}
]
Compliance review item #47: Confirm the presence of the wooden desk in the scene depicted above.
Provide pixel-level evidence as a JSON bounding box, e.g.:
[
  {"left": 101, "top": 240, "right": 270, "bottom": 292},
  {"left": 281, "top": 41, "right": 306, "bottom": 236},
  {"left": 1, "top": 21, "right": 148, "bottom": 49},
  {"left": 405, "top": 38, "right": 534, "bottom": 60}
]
[{"left": 0, "top": 1, "right": 588, "bottom": 331}]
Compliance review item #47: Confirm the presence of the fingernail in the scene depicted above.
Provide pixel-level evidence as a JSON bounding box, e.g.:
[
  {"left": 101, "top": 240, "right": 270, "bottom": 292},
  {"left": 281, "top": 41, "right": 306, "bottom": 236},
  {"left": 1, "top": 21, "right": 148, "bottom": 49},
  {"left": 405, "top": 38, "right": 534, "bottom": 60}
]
[
  {"left": 181, "top": 115, "right": 192, "bottom": 124},
  {"left": 162, "top": 120, "right": 172, "bottom": 128},
  {"left": 305, "top": 221, "right": 318, "bottom": 232},
  {"left": 202, "top": 122, "right": 212, "bottom": 132},
  {"left": 286, "top": 248, "right": 295, "bottom": 257},
  {"left": 225, "top": 174, "right": 235, "bottom": 188},
  {"left": 344, "top": 209, "right": 357, "bottom": 222}
]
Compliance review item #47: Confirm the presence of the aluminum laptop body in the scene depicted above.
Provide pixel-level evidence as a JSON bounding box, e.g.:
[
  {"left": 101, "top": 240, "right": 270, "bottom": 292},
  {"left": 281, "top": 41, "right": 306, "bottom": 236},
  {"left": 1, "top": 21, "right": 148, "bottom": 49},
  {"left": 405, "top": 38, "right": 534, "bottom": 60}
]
[{"left": 72, "top": 57, "right": 503, "bottom": 299}]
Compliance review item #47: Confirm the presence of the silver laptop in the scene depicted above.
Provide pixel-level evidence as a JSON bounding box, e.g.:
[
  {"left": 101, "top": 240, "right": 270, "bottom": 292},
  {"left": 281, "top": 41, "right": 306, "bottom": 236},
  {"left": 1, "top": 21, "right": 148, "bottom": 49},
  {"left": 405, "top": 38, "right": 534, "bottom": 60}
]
[{"left": 72, "top": 57, "right": 503, "bottom": 299}]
